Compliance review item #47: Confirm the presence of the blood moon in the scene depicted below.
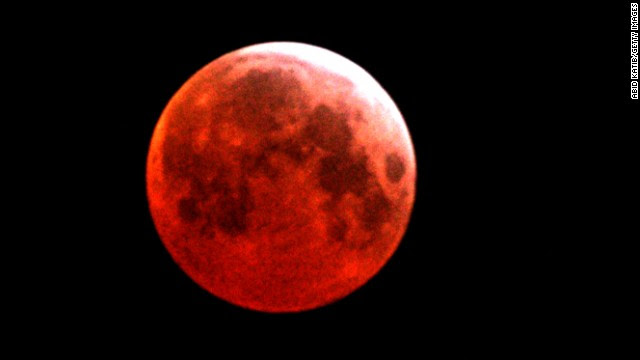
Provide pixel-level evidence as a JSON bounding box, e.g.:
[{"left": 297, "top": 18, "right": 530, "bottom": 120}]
[{"left": 146, "top": 42, "right": 416, "bottom": 313}]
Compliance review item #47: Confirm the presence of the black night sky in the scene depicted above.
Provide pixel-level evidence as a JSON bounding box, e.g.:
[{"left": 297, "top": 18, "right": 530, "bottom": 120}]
[{"left": 39, "top": 2, "right": 634, "bottom": 352}]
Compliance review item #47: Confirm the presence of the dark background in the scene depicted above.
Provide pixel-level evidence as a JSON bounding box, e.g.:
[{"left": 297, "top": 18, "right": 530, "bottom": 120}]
[{"left": 41, "top": 1, "right": 634, "bottom": 350}]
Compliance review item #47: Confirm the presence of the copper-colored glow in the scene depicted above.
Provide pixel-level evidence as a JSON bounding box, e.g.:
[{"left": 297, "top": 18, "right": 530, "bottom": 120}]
[{"left": 146, "top": 42, "right": 416, "bottom": 312}]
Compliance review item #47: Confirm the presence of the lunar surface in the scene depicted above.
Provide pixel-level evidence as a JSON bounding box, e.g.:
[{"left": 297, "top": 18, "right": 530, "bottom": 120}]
[{"left": 146, "top": 42, "right": 416, "bottom": 312}]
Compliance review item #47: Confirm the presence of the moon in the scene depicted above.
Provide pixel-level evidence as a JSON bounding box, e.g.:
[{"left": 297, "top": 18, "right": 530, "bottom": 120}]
[{"left": 146, "top": 42, "right": 416, "bottom": 312}]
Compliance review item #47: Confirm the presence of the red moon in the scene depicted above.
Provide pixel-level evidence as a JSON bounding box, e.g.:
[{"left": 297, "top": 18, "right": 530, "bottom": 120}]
[{"left": 146, "top": 42, "right": 416, "bottom": 312}]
